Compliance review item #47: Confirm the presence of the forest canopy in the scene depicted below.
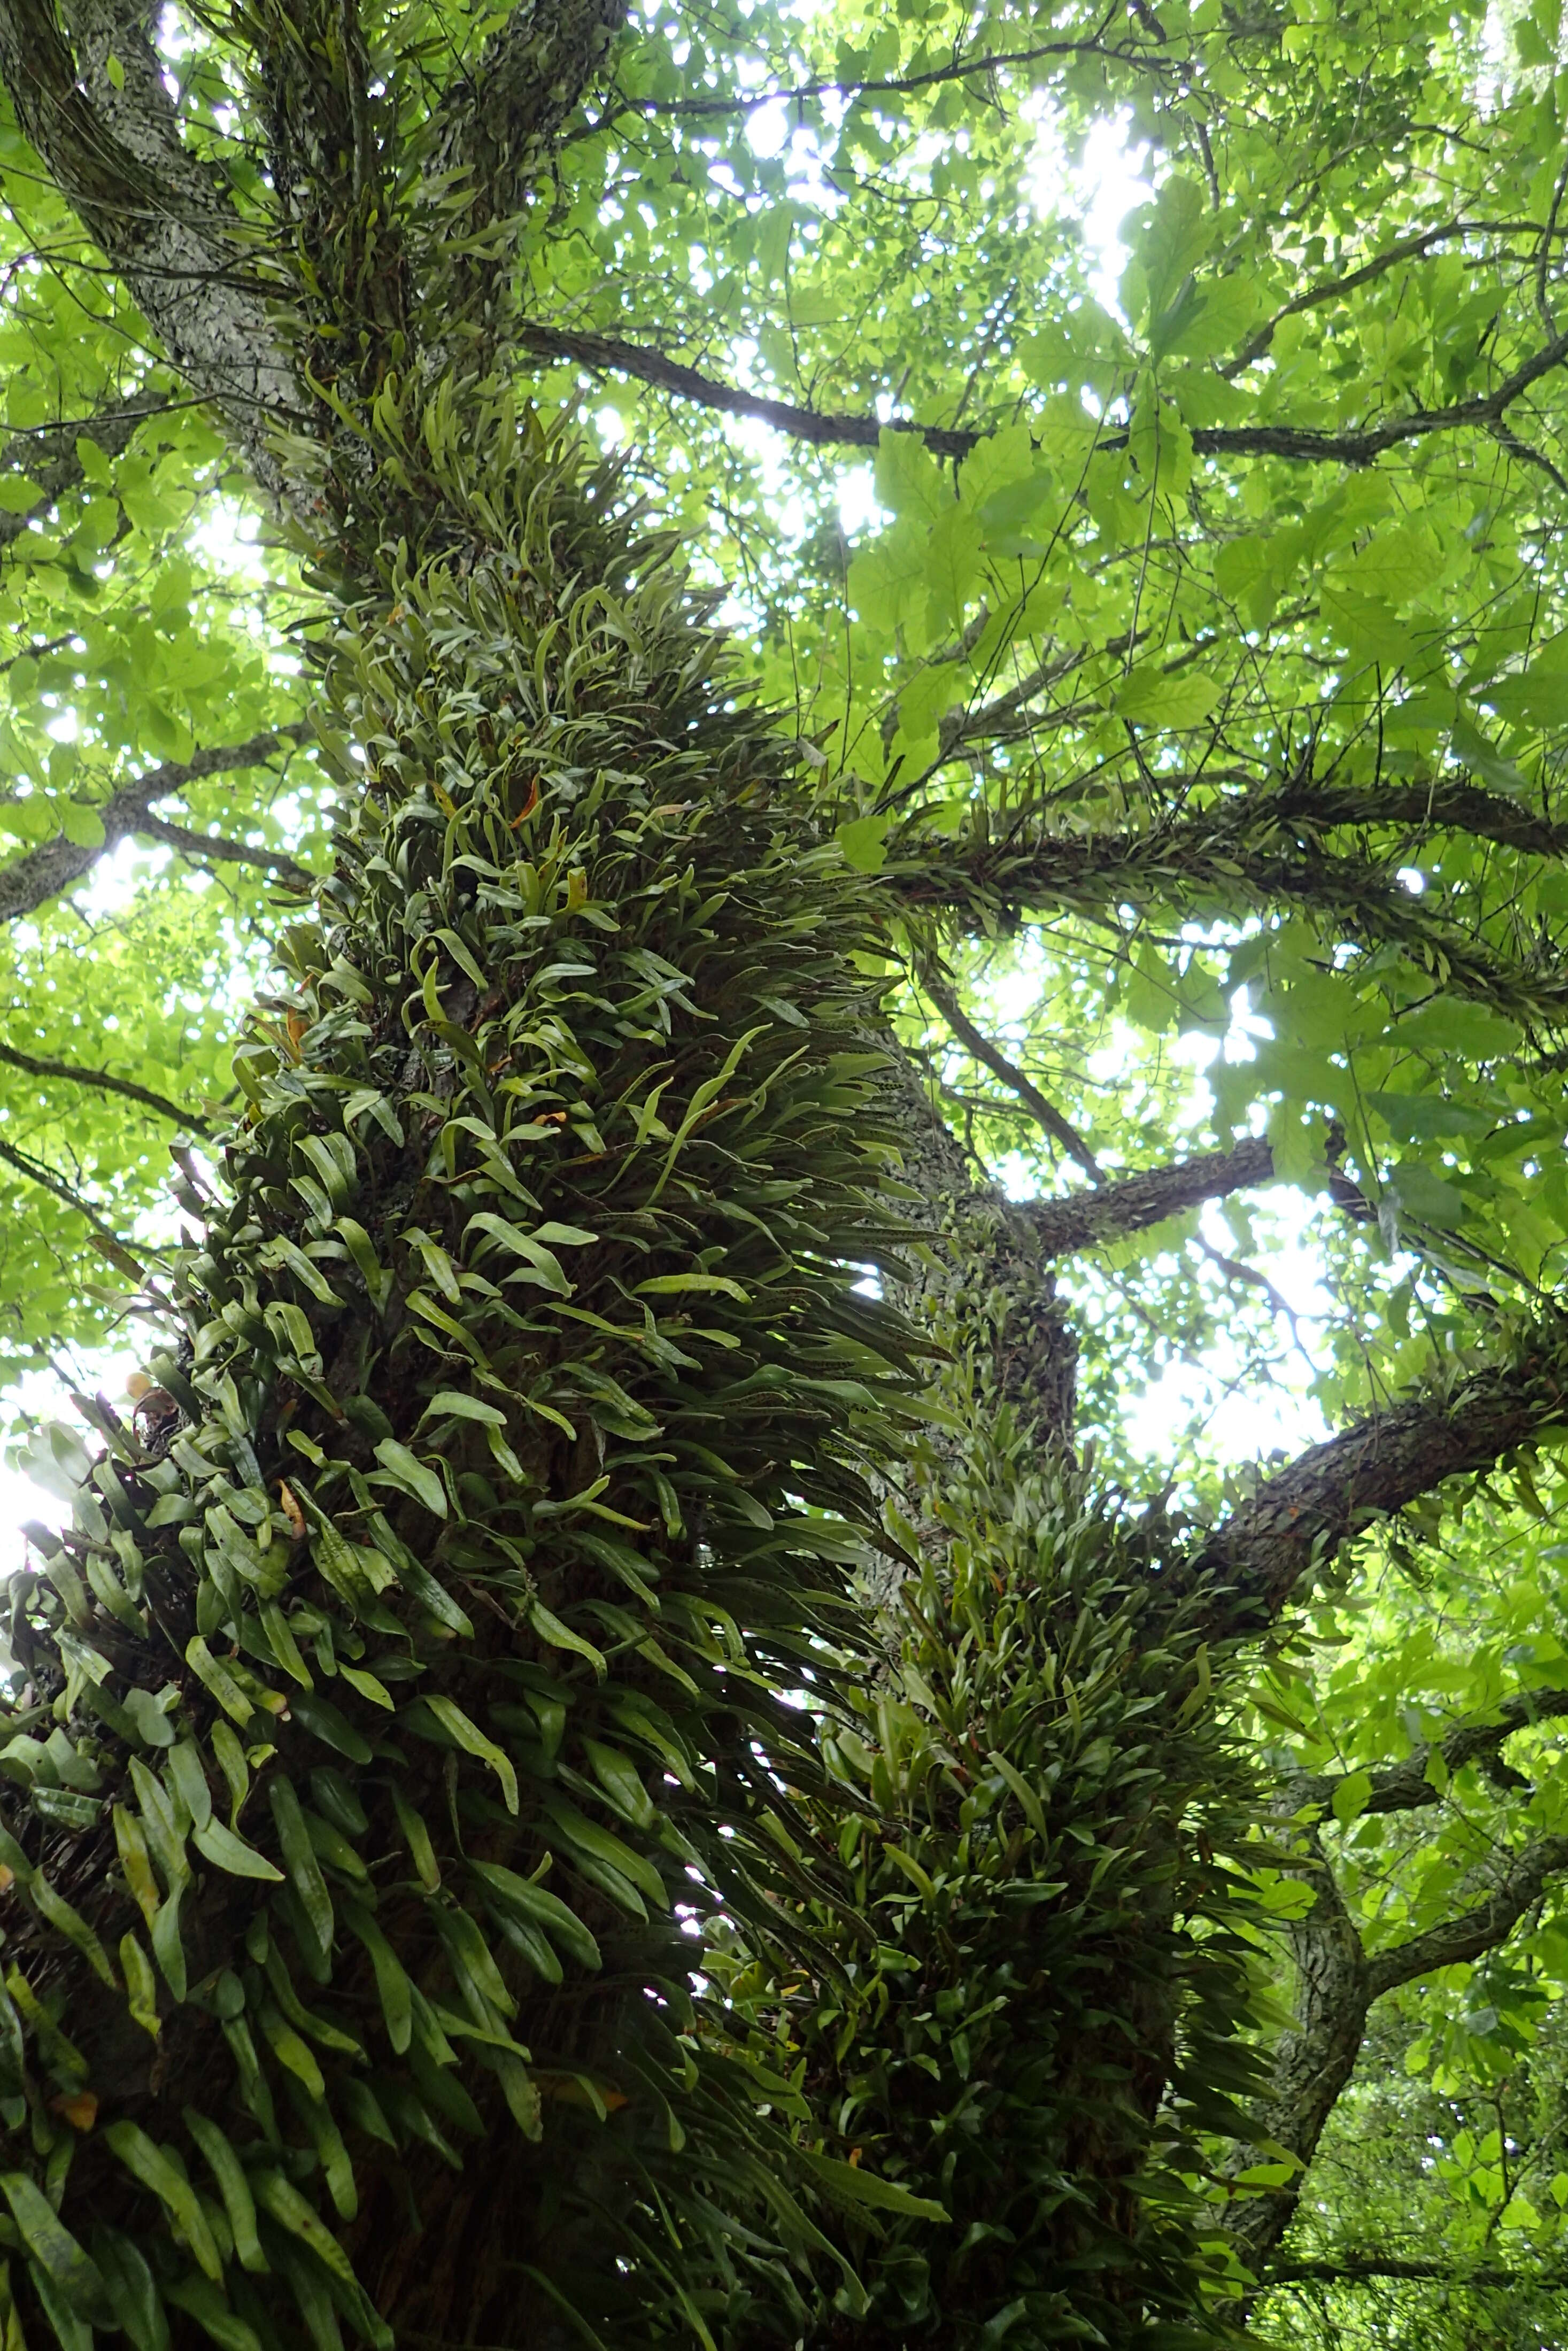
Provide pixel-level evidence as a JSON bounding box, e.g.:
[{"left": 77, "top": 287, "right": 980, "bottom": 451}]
[{"left": 0, "top": 0, "right": 1563, "bottom": 2344}]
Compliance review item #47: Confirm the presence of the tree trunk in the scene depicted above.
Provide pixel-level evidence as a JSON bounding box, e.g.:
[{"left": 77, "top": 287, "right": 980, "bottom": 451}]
[{"left": 6, "top": 9, "right": 1568, "bottom": 2348}]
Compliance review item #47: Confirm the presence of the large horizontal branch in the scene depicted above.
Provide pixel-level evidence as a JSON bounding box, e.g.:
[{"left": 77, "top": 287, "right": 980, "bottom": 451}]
[
  {"left": 1184, "top": 1315, "right": 1568, "bottom": 1624},
  {"left": 1026, "top": 1137, "right": 1276, "bottom": 1255},
  {"left": 519, "top": 320, "right": 1568, "bottom": 474},
  {"left": 1366, "top": 1830, "right": 1568, "bottom": 1996},
  {"left": 1271, "top": 2256, "right": 1568, "bottom": 2291},
  {"left": 0, "top": 726, "right": 313, "bottom": 927},
  {"left": 0, "top": 1038, "right": 210, "bottom": 1131},
  {"left": 889, "top": 814, "right": 1568, "bottom": 1033},
  {"left": 1290, "top": 1687, "right": 1568, "bottom": 1821}
]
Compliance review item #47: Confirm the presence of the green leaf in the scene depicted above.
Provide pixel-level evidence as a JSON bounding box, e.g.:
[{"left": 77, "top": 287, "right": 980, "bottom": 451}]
[
  {"left": 371, "top": 1438, "right": 447, "bottom": 1517},
  {"left": 342, "top": 1898, "right": 413, "bottom": 2054},
  {"left": 416, "top": 1390, "right": 507, "bottom": 1428},
  {"left": 835, "top": 815, "right": 889, "bottom": 872},
  {"left": 161, "top": 2276, "right": 263, "bottom": 2351},
  {"left": 289, "top": 1691, "right": 374, "bottom": 1766},
  {"left": 538, "top": 1792, "right": 665, "bottom": 1908},
  {"left": 192, "top": 1816, "right": 284, "bottom": 1881},
  {"left": 467, "top": 1861, "right": 601, "bottom": 1973},
  {"left": 1331, "top": 1770, "right": 1374, "bottom": 1824},
  {"left": 404, "top": 1696, "right": 518, "bottom": 1813},
  {"left": 102, "top": 2120, "right": 225, "bottom": 2280},
  {"left": 183, "top": 2113, "right": 267, "bottom": 2275},
  {"left": 799, "top": 2151, "right": 948, "bottom": 2222},
  {"left": 528, "top": 1600, "right": 607, "bottom": 1678},
  {"left": 1111, "top": 666, "right": 1220, "bottom": 730},
  {"left": 635, "top": 1273, "right": 750, "bottom": 1301},
  {"left": 30, "top": 1874, "right": 116, "bottom": 1986},
  {"left": 91, "top": 2228, "right": 172, "bottom": 2351},
  {"left": 0, "top": 2178, "right": 115, "bottom": 2327},
  {"left": 184, "top": 1637, "right": 256, "bottom": 1726},
  {"left": 1388, "top": 1162, "right": 1468, "bottom": 1227},
  {"left": 270, "top": 1778, "right": 335, "bottom": 1959}
]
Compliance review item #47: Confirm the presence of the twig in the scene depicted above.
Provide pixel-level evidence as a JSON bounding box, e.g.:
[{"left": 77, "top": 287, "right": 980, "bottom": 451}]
[{"left": 922, "top": 968, "right": 1104, "bottom": 1181}]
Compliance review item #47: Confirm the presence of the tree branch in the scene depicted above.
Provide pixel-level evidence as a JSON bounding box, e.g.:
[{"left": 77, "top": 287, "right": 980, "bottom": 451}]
[
  {"left": 1270, "top": 2256, "right": 1568, "bottom": 2290},
  {"left": 0, "top": 1132, "right": 144, "bottom": 1272},
  {"left": 921, "top": 968, "right": 1105, "bottom": 1181},
  {"left": 425, "top": 0, "right": 627, "bottom": 241},
  {"left": 516, "top": 322, "right": 988, "bottom": 462},
  {"left": 1229, "top": 1810, "right": 1568, "bottom": 2279},
  {"left": 1219, "top": 222, "right": 1468, "bottom": 378},
  {"left": 600, "top": 30, "right": 1172, "bottom": 125},
  {"left": 1289, "top": 1687, "right": 1568, "bottom": 1822},
  {"left": 134, "top": 812, "right": 315, "bottom": 894},
  {"left": 0, "top": 0, "right": 302, "bottom": 503},
  {"left": 890, "top": 811, "right": 1568, "bottom": 1034},
  {"left": 1365, "top": 1831, "right": 1568, "bottom": 1997},
  {"left": 1224, "top": 1829, "right": 1370, "bottom": 2278},
  {"left": 0, "top": 1038, "right": 210, "bottom": 1131},
  {"left": 1184, "top": 1313, "right": 1568, "bottom": 1624},
  {"left": 1025, "top": 1137, "right": 1276, "bottom": 1255},
  {"left": 517, "top": 320, "right": 1568, "bottom": 474},
  {"left": 0, "top": 726, "right": 313, "bottom": 927}
]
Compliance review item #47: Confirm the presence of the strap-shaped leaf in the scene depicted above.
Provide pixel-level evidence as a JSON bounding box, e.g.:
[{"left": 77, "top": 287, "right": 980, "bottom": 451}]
[
  {"left": 341, "top": 1900, "right": 413, "bottom": 2054},
  {"left": 467, "top": 1862, "right": 601, "bottom": 1973},
  {"left": 402, "top": 1697, "right": 517, "bottom": 1813},
  {"left": 192, "top": 1818, "right": 284, "bottom": 1882},
  {"left": 0, "top": 2177, "right": 114, "bottom": 2326},
  {"left": 162, "top": 2273, "right": 262, "bottom": 2351},
  {"left": 269, "top": 1780, "right": 334, "bottom": 1957},
  {"left": 101, "top": 2122, "right": 224, "bottom": 2284},
  {"left": 183, "top": 2112, "right": 267, "bottom": 2275},
  {"left": 537, "top": 1792, "right": 666, "bottom": 1908},
  {"left": 369, "top": 1439, "right": 446, "bottom": 1519},
  {"left": 30, "top": 1875, "right": 115, "bottom": 1987},
  {"left": 90, "top": 2227, "right": 171, "bottom": 2351}
]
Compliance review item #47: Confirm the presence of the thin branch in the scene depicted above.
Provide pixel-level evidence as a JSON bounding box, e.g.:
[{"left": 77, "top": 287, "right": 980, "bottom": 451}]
[
  {"left": 517, "top": 320, "right": 1568, "bottom": 474},
  {"left": 1195, "top": 1232, "right": 1316, "bottom": 1367},
  {"left": 601, "top": 30, "right": 1169, "bottom": 123},
  {"left": 135, "top": 811, "right": 315, "bottom": 893},
  {"left": 0, "top": 725, "right": 313, "bottom": 927},
  {"left": 1220, "top": 222, "right": 1467, "bottom": 378},
  {"left": 0, "top": 1037, "right": 210, "bottom": 1131},
  {"left": 922, "top": 966, "right": 1105, "bottom": 1181},
  {"left": 517, "top": 322, "right": 987, "bottom": 463},
  {"left": 0, "top": 1133, "right": 144, "bottom": 1272}
]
